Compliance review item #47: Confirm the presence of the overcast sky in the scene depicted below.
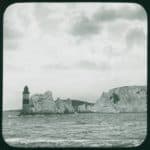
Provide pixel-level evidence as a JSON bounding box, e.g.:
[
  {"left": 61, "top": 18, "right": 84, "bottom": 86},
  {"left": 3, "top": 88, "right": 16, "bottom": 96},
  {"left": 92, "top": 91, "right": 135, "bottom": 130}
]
[{"left": 3, "top": 3, "right": 147, "bottom": 110}]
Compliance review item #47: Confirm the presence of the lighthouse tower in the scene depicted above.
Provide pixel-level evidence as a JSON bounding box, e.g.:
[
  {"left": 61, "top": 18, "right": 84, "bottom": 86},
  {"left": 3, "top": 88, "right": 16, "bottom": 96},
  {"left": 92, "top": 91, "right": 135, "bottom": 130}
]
[{"left": 22, "top": 86, "right": 30, "bottom": 113}]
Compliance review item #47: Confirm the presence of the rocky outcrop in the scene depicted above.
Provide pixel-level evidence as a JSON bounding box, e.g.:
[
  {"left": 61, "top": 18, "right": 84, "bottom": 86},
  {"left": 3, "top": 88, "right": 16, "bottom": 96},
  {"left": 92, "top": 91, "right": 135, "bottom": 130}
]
[
  {"left": 78, "top": 104, "right": 95, "bottom": 112},
  {"left": 55, "top": 98, "right": 95, "bottom": 113},
  {"left": 71, "top": 100, "right": 95, "bottom": 112},
  {"left": 24, "top": 91, "right": 95, "bottom": 114},
  {"left": 95, "top": 86, "right": 147, "bottom": 113},
  {"left": 30, "top": 91, "right": 57, "bottom": 113},
  {"left": 55, "top": 98, "right": 74, "bottom": 113}
]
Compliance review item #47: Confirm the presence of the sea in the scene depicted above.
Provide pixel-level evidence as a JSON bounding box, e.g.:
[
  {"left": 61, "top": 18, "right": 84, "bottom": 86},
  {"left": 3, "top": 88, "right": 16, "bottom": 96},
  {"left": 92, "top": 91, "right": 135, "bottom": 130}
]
[{"left": 2, "top": 111, "right": 147, "bottom": 148}]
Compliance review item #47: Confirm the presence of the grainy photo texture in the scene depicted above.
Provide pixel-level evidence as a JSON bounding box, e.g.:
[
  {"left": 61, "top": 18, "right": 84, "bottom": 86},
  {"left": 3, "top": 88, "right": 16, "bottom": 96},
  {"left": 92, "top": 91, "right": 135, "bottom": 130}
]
[{"left": 2, "top": 3, "right": 147, "bottom": 148}]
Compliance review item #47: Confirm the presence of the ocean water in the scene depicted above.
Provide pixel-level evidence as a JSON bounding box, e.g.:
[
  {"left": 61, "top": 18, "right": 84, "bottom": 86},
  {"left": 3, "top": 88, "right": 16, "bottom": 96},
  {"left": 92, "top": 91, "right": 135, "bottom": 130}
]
[{"left": 2, "top": 111, "right": 147, "bottom": 148}]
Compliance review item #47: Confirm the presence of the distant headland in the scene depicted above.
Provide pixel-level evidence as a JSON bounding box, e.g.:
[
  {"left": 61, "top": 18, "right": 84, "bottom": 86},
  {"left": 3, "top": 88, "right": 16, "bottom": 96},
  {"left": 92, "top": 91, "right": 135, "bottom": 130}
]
[{"left": 20, "top": 85, "right": 147, "bottom": 115}]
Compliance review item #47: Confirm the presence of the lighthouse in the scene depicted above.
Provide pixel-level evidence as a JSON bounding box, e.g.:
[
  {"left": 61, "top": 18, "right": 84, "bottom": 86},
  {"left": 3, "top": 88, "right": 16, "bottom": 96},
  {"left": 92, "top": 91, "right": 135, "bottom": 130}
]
[{"left": 22, "top": 86, "right": 30, "bottom": 113}]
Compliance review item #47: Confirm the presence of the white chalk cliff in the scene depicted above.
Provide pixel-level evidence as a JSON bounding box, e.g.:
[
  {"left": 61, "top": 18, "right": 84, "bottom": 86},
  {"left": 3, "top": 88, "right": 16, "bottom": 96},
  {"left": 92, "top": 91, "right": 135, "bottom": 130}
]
[
  {"left": 55, "top": 98, "right": 74, "bottom": 113},
  {"left": 27, "top": 91, "right": 94, "bottom": 114},
  {"left": 30, "top": 91, "right": 57, "bottom": 113},
  {"left": 95, "top": 86, "right": 147, "bottom": 113}
]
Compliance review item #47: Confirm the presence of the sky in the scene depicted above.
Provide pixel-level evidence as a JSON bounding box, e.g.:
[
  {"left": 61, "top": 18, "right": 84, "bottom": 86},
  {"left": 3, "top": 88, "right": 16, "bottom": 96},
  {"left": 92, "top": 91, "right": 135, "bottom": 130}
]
[{"left": 3, "top": 3, "right": 147, "bottom": 110}]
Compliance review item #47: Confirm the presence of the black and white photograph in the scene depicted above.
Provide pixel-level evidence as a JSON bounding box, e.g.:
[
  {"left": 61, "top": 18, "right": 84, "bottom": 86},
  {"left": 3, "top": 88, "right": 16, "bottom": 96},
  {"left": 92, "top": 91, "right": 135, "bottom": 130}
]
[{"left": 2, "top": 2, "right": 147, "bottom": 147}]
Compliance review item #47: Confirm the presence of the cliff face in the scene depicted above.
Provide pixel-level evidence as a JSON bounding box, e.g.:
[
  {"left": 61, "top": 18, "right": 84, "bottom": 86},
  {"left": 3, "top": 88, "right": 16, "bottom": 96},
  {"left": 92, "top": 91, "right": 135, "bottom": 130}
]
[
  {"left": 27, "top": 92, "right": 95, "bottom": 114},
  {"left": 95, "top": 86, "right": 147, "bottom": 113},
  {"left": 30, "top": 91, "right": 57, "bottom": 113},
  {"left": 55, "top": 99, "right": 74, "bottom": 113},
  {"left": 78, "top": 104, "right": 95, "bottom": 112}
]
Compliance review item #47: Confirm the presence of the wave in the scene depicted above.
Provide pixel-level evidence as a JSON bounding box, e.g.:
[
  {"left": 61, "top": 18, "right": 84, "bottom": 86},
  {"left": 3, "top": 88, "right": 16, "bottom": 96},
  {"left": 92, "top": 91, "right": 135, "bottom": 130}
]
[
  {"left": 5, "top": 137, "right": 90, "bottom": 144},
  {"left": 5, "top": 137, "right": 143, "bottom": 147},
  {"left": 8, "top": 115, "right": 19, "bottom": 119}
]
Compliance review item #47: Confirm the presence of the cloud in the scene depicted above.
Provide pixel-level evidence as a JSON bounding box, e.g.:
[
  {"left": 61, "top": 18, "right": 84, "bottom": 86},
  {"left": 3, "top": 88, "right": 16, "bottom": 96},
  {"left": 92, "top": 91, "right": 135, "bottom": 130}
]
[
  {"left": 76, "top": 60, "right": 110, "bottom": 70},
  {"left": 94, "top": 5, "right": 147, "bottom": 22},
  {"left": 103, "top": 45, "right": 123, "bottom": 57},
  {"left": 33, "top": 4, "right": 64, "bottom": 34},
  {"left": 33, "top": 4, "right": 52, "bottom": 30},
  {"left": 4, "top": 24, "right": 23, "bottom": 39},
  {"left": 4, "top": 39, "right": 19, "bottom": 50},
  {"left": 126, "top": 27, "right": 146, "bottom": 49},
  {"left": 4, "top": 24, "right": 23, "bottom": 50},
  {"left": 43, "top": 64, "right": 70, "bottom": 70},
  {"left": 3, "top": 26, "right": 22, "bottom": 50},
  {"left": 3, "top": 4, "right": 29, "bottom": 50},
  {"left": 5, "top": 64, "right": 25, "bottom": 72},
  {"left": 43, "top": 60, "right": 110, "bottom": 71},
  {"left": 70, "top": 15, "right": 101, "bottom": 38}
]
